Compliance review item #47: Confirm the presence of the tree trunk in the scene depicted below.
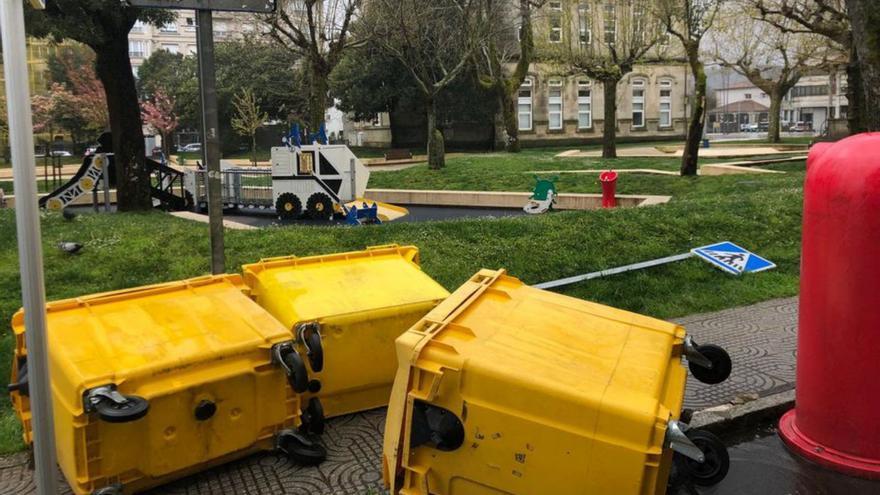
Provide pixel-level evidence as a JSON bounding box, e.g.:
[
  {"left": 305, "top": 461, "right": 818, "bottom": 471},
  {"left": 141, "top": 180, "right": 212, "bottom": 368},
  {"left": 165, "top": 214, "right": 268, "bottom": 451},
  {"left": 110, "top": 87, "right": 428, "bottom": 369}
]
[
  {"left": 251, "top": 134, "right": 257, "bottom": 166},
  {"left": 492, "top": 93, "right": 506, "bottom": 151},
  {"left": 846, "top": 0, "right": 880, "bottom": 131},
  {"left": 767, "top": 90, "right": 783, "bottom": 144},
  {"left": 845, "top": 48, "right": 866, "bottom": 134},
  {"left": 426, "top": 96, "right": 445, "bottom": 170},
  {"left": 501, "top": 83, "right": 521, "bottom": 153},
  {"left": 601, "top": 77, "right": 619, "bottom": 159},
  {"left": 93, "top": 35, "right": 150, "bottom": 211},
  {"left": 681, "top": 53, "right": 706, "bottom": 177},
  {"left": 309, "top": 63, "right": 330, "bottom": 132}
]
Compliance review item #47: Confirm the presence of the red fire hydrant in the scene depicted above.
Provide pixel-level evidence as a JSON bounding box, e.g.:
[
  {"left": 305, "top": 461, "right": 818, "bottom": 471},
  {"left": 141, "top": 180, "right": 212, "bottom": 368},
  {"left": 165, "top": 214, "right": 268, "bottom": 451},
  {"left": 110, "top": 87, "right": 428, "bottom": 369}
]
[
  {"left": 779, "top": 133, "right": 880, "bottom": 478},
  {"left": 599, "top": 170, "right": 618, "bottom": 208}
]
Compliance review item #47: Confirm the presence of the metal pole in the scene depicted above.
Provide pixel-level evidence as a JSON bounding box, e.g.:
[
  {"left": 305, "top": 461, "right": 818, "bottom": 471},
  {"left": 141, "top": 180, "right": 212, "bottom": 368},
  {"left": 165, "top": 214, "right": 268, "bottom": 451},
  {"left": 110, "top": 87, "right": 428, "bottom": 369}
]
[
  {"left": 196, "top": 10, "right": 225, "bottom": 274},
  {"left": 349, "top": 158, "right": 356, "bottom": 201},
  {"left": 533, "top": 252, "right": 695, "bottom": 290},
  {"left": 0, "top": 1, "right": 59, "bottom": 493}
]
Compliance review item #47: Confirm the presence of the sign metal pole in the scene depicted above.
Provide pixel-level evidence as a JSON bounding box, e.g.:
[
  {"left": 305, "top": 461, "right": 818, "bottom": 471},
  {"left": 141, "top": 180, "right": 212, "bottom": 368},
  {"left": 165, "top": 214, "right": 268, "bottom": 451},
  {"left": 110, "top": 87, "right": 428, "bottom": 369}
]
[
  {"left": 195, "top": 9, "right": 225, "bottom": 274},
  {"left": 0, "top": 0, "right": 59, "bottom": 493}
]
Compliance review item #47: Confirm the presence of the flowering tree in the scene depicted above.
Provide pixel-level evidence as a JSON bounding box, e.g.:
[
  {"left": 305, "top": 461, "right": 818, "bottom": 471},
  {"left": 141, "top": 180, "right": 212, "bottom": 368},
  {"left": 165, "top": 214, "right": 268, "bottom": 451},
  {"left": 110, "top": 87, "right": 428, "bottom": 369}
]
[{"left": 141, "top": 89, "right": 179, "bottom": 158}]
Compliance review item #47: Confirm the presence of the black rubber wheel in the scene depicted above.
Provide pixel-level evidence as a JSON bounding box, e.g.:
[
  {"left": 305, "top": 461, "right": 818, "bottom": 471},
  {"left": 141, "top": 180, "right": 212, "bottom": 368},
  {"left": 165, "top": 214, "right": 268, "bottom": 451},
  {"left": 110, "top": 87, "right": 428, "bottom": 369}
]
[
  {"left": 304, "top": 331, "right": 324, "bottom": 373},
  {"left": 282, "top": 351, "right": 309, "bottom": 393},
  {"left": 301, "top": 397, "right": 325, "bottom": 435},
  {"left": 308, "top": 379, "right": 322, "bottom": 394},
  {"left": 279, "top": 432, "right": 327, "bottom": 466},
  {"left": 275, "top": 193, "right": 302, "bottom": 220},
  {"left": 306, "top": 192, "right": 334, "bottom": 221},
  {"left": 676, "top": 429, "right": 730, "bottom": 487},
  {"left": 92, "top": 485, "right": 123, "bottom": 495},
  {"left": 95, "top": 395, "right": 149, "bottom": 424},
  {"left": 689, "top": 344, "right": 732, "bottom": 385}
]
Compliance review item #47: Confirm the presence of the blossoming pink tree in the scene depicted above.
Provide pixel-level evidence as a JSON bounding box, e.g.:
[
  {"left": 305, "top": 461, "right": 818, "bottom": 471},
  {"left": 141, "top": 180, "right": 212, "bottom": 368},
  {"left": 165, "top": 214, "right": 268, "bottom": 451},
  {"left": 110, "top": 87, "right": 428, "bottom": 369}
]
[{"left": 141, "top": 89, "right": 179, "bottom": 158}]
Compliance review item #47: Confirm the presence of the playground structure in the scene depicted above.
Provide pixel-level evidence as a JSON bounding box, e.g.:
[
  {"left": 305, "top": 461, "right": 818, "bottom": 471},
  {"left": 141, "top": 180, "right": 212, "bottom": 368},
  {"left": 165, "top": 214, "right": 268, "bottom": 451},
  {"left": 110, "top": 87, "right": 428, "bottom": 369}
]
[
  {"left": 38, "top": 151, "right": 189, "bottom": 212},
  {"left": 522, "top": 176, "right": 557, "bottom": 214},
  {"left": 183, "top": 144, "right": 373, "bottom": 221}
]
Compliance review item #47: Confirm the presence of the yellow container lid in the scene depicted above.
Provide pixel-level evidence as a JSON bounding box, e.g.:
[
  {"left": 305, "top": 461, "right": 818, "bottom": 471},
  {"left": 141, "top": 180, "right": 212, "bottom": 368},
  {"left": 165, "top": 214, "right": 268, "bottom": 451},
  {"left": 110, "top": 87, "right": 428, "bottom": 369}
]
[
  {"left": 11, "top": 274, "right": 291, "bottom": 399},
  {"left": 241, "top": 245, "right": 450, "bottom": 329}
]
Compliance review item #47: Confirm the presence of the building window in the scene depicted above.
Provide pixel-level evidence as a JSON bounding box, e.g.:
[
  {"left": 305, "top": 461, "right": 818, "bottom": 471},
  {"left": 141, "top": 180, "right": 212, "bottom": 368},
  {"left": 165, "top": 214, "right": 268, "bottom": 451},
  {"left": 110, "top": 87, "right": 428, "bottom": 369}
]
[
  {"left": 162, "top": 44, "right": 179, "bottom": 54},
  {"left": 578, "top": 3, "right": 591, "bottom": 46},
  {"left": 604, "top": 3, "right": 616, "bottom": 44},
  {"left": 128, "top": 40, "right": 148, "bottom": 58},
  {"left": 791, "top": 85, "right": 830, "bottom": 97},
  {"left": 659, "top": 80, "right": 672, "bottom": 127},
  {"left": 745, "top": 93, "right": 752, "bottom": 99},
  {"left": 549, "top": 11, "right": 562, "bottom": 43},
  {"left": 632, "top": 1, "right": 646, "bottom": 43},
  {"left": 548, "top": 79, "right": 563, "bottom": 130},
  {"left": 160, "top": 22, "right": 178, "bottom": 33},
  {"left": 578, "top": 80, "right": 592, "bottom": 129},
  {"left": 632, "top": 79, "right": 645, "bottom": 128},
  {"left": 518, "top": 79, "right": 533, "bottom": 131}
]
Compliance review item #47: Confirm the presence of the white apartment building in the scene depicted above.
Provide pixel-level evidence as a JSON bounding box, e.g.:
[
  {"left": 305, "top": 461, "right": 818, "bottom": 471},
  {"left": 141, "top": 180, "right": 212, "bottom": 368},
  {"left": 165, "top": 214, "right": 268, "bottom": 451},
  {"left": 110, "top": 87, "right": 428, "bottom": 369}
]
[
  {"left": 128, "top": 12, "right": 263, "bottom": 76},
  {"left": 781, "top": 71, "right": 848, "bottom": 133}
]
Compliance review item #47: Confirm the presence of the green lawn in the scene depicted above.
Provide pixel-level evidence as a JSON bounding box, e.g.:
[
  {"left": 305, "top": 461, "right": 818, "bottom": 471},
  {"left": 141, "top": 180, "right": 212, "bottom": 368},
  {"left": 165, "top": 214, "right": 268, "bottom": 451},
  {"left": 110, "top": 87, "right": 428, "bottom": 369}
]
[{"left": 0, "top": 149, "right": 805, "bottom": 454}]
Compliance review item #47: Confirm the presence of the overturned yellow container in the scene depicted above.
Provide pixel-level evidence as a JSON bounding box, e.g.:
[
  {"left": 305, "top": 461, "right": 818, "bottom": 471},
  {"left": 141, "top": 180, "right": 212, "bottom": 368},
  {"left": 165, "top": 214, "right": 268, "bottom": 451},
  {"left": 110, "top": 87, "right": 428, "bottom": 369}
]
[
  {"left": 242, "top": 245, "right": 450, "bottom": 419},
  {"left": 383, "top": 269, "right": 689, "bottom": 495},
  {"left": 9, "top": 275, "right": 315, "bottom": 495}
]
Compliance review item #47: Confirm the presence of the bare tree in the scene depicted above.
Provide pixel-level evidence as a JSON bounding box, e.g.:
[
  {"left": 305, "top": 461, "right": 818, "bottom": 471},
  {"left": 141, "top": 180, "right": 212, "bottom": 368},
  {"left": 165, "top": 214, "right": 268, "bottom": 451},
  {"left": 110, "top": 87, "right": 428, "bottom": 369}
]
[
  {"left": 265, "top": 0, "right": 362, "bottom": 130},
  {"left": 474, "top": 0, "right": 547, "bottom": 152},
  {"left": 364, "top": 0, "right": 490, "bottom": 169},
  {"left": 542, "top": 0, "right": 667, "bottom": 159},
  {"left": 712, "top": 2, "right": 833, "bottom": 142},
  {"left": 749, "top": 1, "right": 867, "bottom": 131},
  {"left": 657, "top": 0, "right": 719, "bottom": 176}
]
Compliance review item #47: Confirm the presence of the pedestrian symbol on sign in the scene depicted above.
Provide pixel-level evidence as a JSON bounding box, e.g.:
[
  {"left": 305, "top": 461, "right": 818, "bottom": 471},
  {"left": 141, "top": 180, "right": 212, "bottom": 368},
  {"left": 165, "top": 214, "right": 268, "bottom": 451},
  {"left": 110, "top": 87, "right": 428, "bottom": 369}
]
[{"left": 692, "top": 242, "right": 776, "bottom": 275}]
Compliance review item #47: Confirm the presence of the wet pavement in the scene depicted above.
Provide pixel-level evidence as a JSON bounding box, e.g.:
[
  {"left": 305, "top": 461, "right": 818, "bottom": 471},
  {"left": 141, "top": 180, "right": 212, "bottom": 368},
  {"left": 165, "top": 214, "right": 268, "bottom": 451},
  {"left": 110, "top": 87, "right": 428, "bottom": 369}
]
[{"left": 671, "top": 424, "right": 880, "bottom": 495}]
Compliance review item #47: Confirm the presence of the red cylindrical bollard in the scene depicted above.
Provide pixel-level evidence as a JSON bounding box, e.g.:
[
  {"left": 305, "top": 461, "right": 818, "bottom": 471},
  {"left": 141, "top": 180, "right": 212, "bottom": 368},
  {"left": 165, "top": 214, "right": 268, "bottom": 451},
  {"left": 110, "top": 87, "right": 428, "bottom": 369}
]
[
  {"left": 779, "top": 133, "right": 880, "bottom": 478},
  {"left": 599, "top": 170, "right": 618, "bottom": 208}
]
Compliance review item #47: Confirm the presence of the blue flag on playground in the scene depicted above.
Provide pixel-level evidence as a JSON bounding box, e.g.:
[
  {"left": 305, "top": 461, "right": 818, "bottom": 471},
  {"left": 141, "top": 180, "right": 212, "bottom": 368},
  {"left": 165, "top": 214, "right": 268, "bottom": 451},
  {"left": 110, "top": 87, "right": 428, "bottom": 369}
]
[{"left": 691, "top": 242, "right": 776, "bottom": 275}]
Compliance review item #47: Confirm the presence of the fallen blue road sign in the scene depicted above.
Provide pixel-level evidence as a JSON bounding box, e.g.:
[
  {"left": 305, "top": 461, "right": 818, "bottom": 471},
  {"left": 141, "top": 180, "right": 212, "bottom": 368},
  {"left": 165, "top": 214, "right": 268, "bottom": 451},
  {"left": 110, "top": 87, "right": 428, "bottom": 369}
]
[{"left": 691, "top": 242, "right": 776, "bottom": 275}]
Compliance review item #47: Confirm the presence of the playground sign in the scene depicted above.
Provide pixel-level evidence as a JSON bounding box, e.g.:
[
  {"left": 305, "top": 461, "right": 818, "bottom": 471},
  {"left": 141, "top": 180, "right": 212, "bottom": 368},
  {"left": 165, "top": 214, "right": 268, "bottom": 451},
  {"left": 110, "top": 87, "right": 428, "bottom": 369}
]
[
  {"left": 126, "top": 0, "right": 276, "bottom": 12},
  {"left": 692, "top": 242, "right": 776, "bottom": 275}
]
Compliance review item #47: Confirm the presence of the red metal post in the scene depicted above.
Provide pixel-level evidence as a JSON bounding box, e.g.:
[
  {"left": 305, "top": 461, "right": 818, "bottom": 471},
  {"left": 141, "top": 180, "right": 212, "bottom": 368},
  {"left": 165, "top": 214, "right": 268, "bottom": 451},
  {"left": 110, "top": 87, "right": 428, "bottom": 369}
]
[{"left": 779, "top": 133, "right": 880, "bottom": 478}]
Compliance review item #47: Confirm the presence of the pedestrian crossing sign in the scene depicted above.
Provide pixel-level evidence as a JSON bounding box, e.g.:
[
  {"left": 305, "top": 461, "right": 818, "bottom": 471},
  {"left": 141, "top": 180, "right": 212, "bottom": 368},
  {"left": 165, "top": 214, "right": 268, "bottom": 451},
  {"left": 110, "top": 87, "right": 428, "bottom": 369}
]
[{"left": 692, "top": 242, "right": 776, "bottom": 275}]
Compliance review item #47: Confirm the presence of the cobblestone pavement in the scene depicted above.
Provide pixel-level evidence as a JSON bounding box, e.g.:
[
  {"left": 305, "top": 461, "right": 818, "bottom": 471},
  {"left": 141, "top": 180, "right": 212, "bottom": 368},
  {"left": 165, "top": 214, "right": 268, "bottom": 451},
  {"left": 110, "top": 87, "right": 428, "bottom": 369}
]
[{"left": 0, "top": 297, "right": 799, "bottom": 495}]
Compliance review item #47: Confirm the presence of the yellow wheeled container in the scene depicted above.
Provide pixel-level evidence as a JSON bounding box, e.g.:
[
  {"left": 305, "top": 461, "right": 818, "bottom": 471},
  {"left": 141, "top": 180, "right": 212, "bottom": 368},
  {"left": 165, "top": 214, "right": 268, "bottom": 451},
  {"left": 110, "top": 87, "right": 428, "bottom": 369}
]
[
  {"left": 383, "top": 269, "right": 731, "bottom": 495},
  {"left": 8, "top": 275, "right": 325, "bottom": 495},
  {"left": 242, "top": 244, "right": 450, "bottom": 426}
]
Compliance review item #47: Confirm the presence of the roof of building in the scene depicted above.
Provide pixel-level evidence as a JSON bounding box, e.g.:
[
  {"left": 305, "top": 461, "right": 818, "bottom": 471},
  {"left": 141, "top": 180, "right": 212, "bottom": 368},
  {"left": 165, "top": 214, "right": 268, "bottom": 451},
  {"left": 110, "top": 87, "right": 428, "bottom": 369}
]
[
  {"left": 709, "top": 100, "right": 770, "bottom": 114},
  {"left": 716, "top": 80, "right": 759, "bottom": 91}
]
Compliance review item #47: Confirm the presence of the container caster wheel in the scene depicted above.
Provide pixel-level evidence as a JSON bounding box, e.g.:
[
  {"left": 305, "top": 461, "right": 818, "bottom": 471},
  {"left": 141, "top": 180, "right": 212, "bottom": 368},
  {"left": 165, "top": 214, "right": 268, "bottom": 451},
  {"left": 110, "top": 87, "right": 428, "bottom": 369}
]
[
  {"left": 85, "top": 386, "right": 149, "bottom": 424},
  {"left": 300, "top": 397, "right": 325, "bottom": 435},
  {"left": 675, "top": 429, "right": 730, "bottom": 487},
  {"left": 273, "top": 343, "right": 309, "bottom": 393},
  {"left": 685, "top": 338, "right": 732, "bottom": 385},
  {"left": 297, "top": 323, "right": 324, "bottom": 372},
  {"left": 276, "top": 429, "right": 326, "bottom": 466},
  {"left": 92, "top": 484, "right": 123, "bottom": 495}
]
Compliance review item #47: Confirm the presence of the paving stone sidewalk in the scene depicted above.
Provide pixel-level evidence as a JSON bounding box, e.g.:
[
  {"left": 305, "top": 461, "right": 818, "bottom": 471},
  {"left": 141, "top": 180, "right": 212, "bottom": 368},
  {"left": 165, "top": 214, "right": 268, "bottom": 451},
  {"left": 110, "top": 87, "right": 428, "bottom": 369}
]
[{"left": 0, "top": 297, "right": 799, "bottom": 494}]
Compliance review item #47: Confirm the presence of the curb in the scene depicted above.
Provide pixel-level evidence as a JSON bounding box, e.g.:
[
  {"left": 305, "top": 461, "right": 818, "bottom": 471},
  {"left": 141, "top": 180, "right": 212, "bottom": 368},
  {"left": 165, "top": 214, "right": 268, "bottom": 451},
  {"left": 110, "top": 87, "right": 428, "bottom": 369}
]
[{"left": 691, "top": 388, "right": 796, "bottom": 432}]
